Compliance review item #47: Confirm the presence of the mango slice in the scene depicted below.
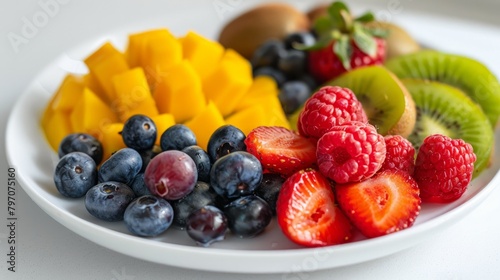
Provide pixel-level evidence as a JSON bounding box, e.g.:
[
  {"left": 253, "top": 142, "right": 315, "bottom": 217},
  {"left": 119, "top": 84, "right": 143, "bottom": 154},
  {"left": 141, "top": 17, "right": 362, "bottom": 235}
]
[
  {"left": 225, "top": 105, "right": 267, "bottom": 136},
  {"left": 100, "top": 123, "right": 126, "bottom": 162},
  {"left": 234, "top": 76, "right": 279, "bottom": 112},
  {"left": 181, "top": 31, "right": 225, "bottom": 80},
  {"left": 44, "top": 110, "right": 73, "bottom": 151},
  {"left": 150, "top": 113, "right": 176, "bottom": 145},
  {"left": 83, "top": 73, "right": 104, "bottom": 99},
  {"left": 127, "top": 29, "right": 182, "bottom": 89},
  {"left": 50, "top": 74, "right": 85, "bottom": 113},
  {"left": 185, "top": 101, "right": 225, "bottom": 150},
  {"left": 85, "top": 42, "right": 129, "bottom": 103},
  {"left": 226, "top": 95, "right": 290, "bottom": 134},
  {"left": 153, "top": 60, "right": 206, "bottom": 123},
  {"left": 203, "top": 49, "right": 253, "bottom": 117},
  {"left": 70, "top": 87, "right": 119, "bottom": 139},
  {"left": 112, "top": 67, "right": 159, "bottom": 122}
]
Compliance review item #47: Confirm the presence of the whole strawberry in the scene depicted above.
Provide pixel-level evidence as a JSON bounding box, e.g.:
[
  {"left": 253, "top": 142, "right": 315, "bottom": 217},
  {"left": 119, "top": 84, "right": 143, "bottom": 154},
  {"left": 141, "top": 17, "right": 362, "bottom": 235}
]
[
  {"left": 305, "top": 2, "right": 386, "bottom": 83},
  {"left": 413, "top": 134, "right": 476, "bottom": 203},
  {"left": 298, "top": 85, "right": 367, "bottom": 140}
]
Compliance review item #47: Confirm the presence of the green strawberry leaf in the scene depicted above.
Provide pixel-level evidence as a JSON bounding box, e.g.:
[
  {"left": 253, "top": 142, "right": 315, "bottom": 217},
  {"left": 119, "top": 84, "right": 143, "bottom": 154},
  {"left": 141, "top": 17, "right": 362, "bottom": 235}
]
[
  {"left": 352, "top": 24, "right": 377, "bottom": 57},
  {"left": 365, "top": 26, "right": 390, "bottom": 38},
  {"left": 327, "top": 2, "right": 351, "bottom": 31},
  {"left": 355, "top": 12, "right": 375, "bottom": 23},
  {"left": 314, "top": 17, "right": 336, "bottom": 35},
  {"left": 334, "top": 35, "right": 352, "bottom": 70}
]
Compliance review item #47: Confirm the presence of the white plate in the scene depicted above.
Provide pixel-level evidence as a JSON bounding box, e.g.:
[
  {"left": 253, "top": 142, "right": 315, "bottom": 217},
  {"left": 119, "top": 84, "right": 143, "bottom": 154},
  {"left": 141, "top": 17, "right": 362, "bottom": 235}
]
[{"left": 5, "top": 11, "right": 500, "bottom": 274}]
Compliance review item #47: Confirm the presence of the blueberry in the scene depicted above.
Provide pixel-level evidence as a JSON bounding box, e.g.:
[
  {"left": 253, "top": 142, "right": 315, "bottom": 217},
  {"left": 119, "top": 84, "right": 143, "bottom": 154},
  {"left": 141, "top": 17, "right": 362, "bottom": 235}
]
[
  {"left": 277, "top": 50, "right": 307, "bottom": 79},
  {"left": 98, "top": 148, "right": 142, "bottom": 185},
  {"left": 85, "top": 181, "right": 136, "bottom": 222},
  {"left": 139, "top": 148, "right": 158, "bottom": 172},
  {"left": 170, "top": 181, "right": 220, "bottom": 229},
  {"left": 254, "top": 173, "right": 285, "bottom": 215},
  {"left": 210, "top": 151, "right": 262, "bottom": 199},
  {"left": 160, "top": 124, "right": 197, "bottom": 151},
  {"left": 121, "top": 114, "right": 157, "bottom": 151},
  {"left": 253, "top": 66, "right": 287, "bottom": 87},
  {"left": 278, "top": 80, "right": 312, "bottom": 115},
  {"left": 283, "top": 32, "right": 316, "bottom": 50},
  {"left": 129, "top": 173, "right": 152, "bottom": 197},
  {"left": 124, "top": 195, "right": 174, "bottom": 237},
  {"left": 299, "top": 73, "right": 319, "bottom": 91},
  {"left": 54, "top": 152, "right": 98, "bottom": 198},
  {"left": 187, "top": 205, "right": 227, "bottom": 246},
  {"left": 182, "top": 145, "right": 211, "bottom": 183},
  {"left": 223, "top": 195, "right": 272, "bottom": 238},
  {"left": 58, "top": 133, "right": 103, "bottom": 164},
  {"left": 207, "top": 125, "right": 246, "bottom": 163},
  {"left": 251, "top": 39, "right": 286, "bottom": 68}
]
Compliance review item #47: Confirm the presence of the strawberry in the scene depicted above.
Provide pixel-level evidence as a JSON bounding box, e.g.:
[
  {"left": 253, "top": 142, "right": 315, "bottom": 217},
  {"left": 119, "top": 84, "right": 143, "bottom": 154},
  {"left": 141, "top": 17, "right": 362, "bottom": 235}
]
[
  {"left": 335, "top": 169, "right": 421, "bottom": 238},
  {"left": 277, "top": 169, "right": 353, "bottom": 247},
  {"left": 245, "top": 126, "right": 316, "bottom": 176},
  {"left": 304, "top": 2, "right": 387, "bottom": 82}
]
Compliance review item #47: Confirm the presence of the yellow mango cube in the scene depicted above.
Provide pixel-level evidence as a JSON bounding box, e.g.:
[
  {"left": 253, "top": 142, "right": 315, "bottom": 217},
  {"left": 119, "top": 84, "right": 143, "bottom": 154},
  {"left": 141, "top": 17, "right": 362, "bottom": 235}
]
[
  {"left": 185, "top": 101, "right": 225, "bottom": 150},
  {"left": 43, "top": 110, "right": 73, "bottom": 151},
  {"left": 127, "top": 29, "right": 183, "bottom": 89},
  {"left": 150, "top": 113, "right": 176, "bottom": 145},
  {"left": 85, "top": 42, "right": 129, "bottom": 103},
  {"left": 100, "top": 123, "right": 127, "bottom": 162},
  {"left": 83, "top": 73, "right": 104, "bottom": 100},
  {"left": 70, "top": 88, "right": 119, "bottom": 140},
  {"left": 153, "top": 60, "right": 206, "bottom": 123},
  {"left": 225, "top": 105, "right": 267, "bottom": 136},
  {"left": 259, "top": 94, "right": 291, "bottom": 129},
  {"left": 234, "top": 76, "right": 279, "bottom": 112},
  {"left": 143, "top": 32, "right": 182, "bottom": 88},
  {"left": 203, "top": 49, "right": 253, "bottom": 117},
  {"left": 127, "top": 29, "right": 171, "bottom": 67},
  {"left": 50, "top": 74, "right": 85, "bottom": 113},
  {"left": 181, "top": 31, "right": 224, "bottom": 80},
  {"left": 112, "top": 67, "right": 159, "bottom": 122}
]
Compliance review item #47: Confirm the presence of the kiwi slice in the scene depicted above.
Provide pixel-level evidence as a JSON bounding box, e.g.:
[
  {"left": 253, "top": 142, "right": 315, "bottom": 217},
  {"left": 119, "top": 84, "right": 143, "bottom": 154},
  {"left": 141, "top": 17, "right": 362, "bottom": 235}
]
[
  {"left": 385, "top": 50, "right": 500, "bottom": 126},
  {"left": 402, "top": 79, "right": 493, "bottom": 176},
  {"left": 328, "top": 65, "right": 416, "bottom": 137}
]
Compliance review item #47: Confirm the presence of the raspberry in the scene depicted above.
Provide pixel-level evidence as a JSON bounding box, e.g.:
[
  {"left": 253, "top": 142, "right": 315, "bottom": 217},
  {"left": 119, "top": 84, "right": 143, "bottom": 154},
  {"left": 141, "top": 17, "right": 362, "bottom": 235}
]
[
  {"left": 316, "top": 122, "right": 386, "bottom": 184},
  {"left": 379, "top": 135, "right": 415, "bottom": 175},
  {"left": 298, "top": 86, "right": 368, "bottom": 140},
  {"left": 413, "top": 134, "right": 476, "bottom": 203}
]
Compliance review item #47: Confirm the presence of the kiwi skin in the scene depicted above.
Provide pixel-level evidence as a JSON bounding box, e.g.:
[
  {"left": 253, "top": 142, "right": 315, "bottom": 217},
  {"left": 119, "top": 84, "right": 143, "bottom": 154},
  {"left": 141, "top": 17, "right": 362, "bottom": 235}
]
[
  {"left": 386, "top": 72, "right": 416, "bottom": 137},
  {"left": 329, "top": 65, "right": 416, "bottom": 138},
  {"left": 402, "top": 78, "right": 493, "bottom": 177},
  {"left": 366, "top": 21, "right": 421, "bottom": 59}
]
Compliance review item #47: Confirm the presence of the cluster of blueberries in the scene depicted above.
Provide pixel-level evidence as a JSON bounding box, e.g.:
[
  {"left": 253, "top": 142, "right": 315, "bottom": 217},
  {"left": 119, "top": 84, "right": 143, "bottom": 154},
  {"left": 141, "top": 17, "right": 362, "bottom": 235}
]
[
  {"left": 53, "top": 115, "right": 283, "bottom": 246},
  {"left": 252, "top": 31, "right": 318, "bottom": 116}
]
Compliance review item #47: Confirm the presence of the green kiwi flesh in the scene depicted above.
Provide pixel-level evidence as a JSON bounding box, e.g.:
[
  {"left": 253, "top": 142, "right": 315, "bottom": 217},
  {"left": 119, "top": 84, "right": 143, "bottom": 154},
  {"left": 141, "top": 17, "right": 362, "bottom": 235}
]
[
  {"left": 385, "top": 50, "right": 500, "bottom": 126},
  {"left": 328, "top": 65, "right": 407, "bottom": 135},
  {"left": 402, "top": 79, "right": 493, "bottom": 177}
]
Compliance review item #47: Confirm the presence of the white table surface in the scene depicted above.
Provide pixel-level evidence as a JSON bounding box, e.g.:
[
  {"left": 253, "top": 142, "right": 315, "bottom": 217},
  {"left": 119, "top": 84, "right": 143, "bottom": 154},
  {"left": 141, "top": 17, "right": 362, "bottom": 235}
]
[{"left": 2, "top": 0, "right": 500, "bottom": 279}]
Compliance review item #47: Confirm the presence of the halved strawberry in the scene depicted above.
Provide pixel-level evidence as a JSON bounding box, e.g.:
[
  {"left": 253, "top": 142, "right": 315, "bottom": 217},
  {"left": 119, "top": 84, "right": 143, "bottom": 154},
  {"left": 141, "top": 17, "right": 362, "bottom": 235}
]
[
  {"left": 245, "top": 126, "right": 316, "bottom": 176},
  {"left": 335, "top": 169, "right": 421, "bottom": 238},
  {"left": 276, "top": 169, "right": 353, "bottom": 247}
]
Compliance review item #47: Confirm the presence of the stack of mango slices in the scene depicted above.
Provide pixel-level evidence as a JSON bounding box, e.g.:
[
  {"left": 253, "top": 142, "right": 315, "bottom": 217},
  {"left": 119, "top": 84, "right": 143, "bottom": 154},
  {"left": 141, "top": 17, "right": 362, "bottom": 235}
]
[{"left": 41, "top": 29, "right": 290, "bottom": 160}]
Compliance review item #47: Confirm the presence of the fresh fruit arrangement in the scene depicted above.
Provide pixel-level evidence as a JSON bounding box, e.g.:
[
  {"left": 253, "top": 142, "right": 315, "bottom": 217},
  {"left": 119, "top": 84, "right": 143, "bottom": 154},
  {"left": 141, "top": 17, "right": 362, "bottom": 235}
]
[{"left": 43, "top": 1, "right": 500, "bottom": 249}]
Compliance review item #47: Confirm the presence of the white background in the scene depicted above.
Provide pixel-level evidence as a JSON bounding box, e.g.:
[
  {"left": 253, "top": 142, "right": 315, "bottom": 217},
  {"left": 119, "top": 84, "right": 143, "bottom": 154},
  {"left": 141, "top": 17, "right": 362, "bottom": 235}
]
[{"left": 2, "top": 0, "right": 500, "bottom": 279}]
